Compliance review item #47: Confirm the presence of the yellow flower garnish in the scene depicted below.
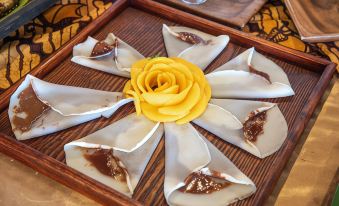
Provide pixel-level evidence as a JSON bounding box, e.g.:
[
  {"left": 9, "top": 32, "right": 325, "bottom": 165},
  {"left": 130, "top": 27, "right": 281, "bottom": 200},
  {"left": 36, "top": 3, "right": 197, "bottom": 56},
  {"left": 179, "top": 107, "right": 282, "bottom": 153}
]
[{"left": 123, "top": 57, "right": 211, "bottom": 124}]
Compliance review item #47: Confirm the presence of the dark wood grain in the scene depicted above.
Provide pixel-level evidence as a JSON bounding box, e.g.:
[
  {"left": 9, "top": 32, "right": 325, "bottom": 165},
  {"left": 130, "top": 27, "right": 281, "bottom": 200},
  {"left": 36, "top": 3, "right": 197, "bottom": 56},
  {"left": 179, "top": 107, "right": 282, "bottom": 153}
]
[
  {"left": 0, "top": 1, "right": 336, "bottom": 206},
  {"left": 157, "top": 0, "right": 266, "bottom": 27}
]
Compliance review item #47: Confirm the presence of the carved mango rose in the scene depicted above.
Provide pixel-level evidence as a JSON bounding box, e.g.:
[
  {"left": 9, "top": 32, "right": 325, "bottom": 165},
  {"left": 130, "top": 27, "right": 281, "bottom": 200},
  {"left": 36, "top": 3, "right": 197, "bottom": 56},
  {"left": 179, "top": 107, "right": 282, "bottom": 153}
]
[{"left": 123, "top": 57, "right": 211, "bottom": 124}]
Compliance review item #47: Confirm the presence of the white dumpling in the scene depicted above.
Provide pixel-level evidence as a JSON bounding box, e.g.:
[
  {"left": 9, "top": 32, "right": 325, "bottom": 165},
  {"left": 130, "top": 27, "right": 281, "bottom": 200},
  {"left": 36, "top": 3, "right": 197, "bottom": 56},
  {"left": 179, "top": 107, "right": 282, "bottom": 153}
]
[
  {"left": 72, "top": 33, "right": 144, "bottom": 77},
  {"left": 162, "top": 24, "right": 229, "bottom": 70},
  {"left": 8, "top": 75, "right": 132, "bottom": 140},
  {"left": 64, "top": 113, "right": 163, "bottom": 197},
  {"left": 164, "top": 123, "right": 256, "bottom": 206},
  {"left": 193, "top": 99, "right": 288, "bottom": 158},
  {"left": 206, "top": 47, "right": 294, "bottom": 98}
]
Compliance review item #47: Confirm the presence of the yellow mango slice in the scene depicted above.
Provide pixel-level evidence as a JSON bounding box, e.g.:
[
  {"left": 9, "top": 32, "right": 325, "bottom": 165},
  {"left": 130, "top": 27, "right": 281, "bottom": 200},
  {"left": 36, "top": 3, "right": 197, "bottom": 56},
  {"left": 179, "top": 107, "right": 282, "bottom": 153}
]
[
  {"left": 136, "top": 71, "right": 147, "bottom": 93},
  {"left": 132, "top": 58, "right": 150, "bottom": 69},
  {"left": 158, "top": 83, "right": 200, "bottom": 116},
  {"left": 156, "top": 85, "right": 179, "bottom": 94},
  {"left": 169, "top": 62, "right": 193, "bottom": 81},
  {"left": 141, "top": 102, "right": 189, "bottom": 122},
  {"left": 124, "top": 57, "right": 211, "bottom": 124},
  {"left": 141, "top": 80, "right": 192, "bottom": 106},
  {"left": 176, "top": 82, "right": 211, "bottom": 124},
  {"left": 145, "top": 70, "right": 161, "bottom": 92},
  {"left": 123, "top": 80, "right": 132, "bottom": 97},
  {"left": 126, "top": 90, "right": 141, "bottom": 115},
  {"left": 144, "top": 57, "right": 175, "bottom": 71},
  {"left": 150, "top": 64, "right": 187, "bottom": 91}
]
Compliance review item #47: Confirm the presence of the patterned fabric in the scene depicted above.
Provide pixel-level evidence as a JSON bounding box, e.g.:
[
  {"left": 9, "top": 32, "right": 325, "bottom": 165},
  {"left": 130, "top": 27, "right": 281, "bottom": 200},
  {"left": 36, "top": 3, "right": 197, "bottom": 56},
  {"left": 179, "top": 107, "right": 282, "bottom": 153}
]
[
  {"left": 0, "top": 0, "right": 338, "bottom": 92},
  {"left": 0, "top": 0, "right": 112, "bottom": 91},
  {"left": 243, "top": 0, "right": 339, "bottom": 70}
]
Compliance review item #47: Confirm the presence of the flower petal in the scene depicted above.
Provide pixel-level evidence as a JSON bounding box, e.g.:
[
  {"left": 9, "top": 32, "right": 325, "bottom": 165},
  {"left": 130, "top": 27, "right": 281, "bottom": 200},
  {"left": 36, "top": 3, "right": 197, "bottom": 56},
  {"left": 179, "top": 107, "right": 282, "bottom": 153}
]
[
  {"left": 162, "top": 24, "right": 229, "bottom": 70},
  {"left": 193, "top": 99, "right": 288, "bottom": 158},
  {"left": 9, "top": 75, "right": 132, "bottom": 140},
  {"left": 158, "top": 82, "right": 200, "bottom": 115},
  {"left": 72, "top": 33, "right": 144, "bottom": 77},
  {"left": 164, "top": 123, "right": 255, "bottom": 206},
  {"left": 206, "top": 48, "right": 294, "bottom": 98},
  {"left": 64, "top": 113, "right": 163, "bottom": 196}
]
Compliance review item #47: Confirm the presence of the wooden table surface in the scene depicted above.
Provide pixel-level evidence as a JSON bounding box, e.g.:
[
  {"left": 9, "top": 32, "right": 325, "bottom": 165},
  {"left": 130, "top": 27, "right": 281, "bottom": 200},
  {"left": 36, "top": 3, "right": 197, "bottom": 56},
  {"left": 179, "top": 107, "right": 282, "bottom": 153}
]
[
  {"left": 0, "top": 73, "right": 337, "bottom": 206},
  {"left": 276, "top": 75, "right": 339, "bottom": 206}
]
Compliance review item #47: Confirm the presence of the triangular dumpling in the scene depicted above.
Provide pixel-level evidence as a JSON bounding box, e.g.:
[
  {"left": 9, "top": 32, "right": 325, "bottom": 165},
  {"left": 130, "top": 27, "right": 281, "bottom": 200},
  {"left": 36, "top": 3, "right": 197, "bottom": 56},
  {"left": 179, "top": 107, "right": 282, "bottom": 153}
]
[
  {"left": 193, "top": 99, "right": 288, "bottom": 158},
  {"left": 162, "top": 24, "right": 229, "bottom": 70},
  {"left": 72, "top": 33, "right": 144, "bottom": 77},
  {"left": 8, "top": 75, "right": 132, "bottom": 140},
  {"left": 164, "top": 123, "right": 256, "bottom": 206},
  {"left": 205, "top": 47, "right": 294, "bottom": 98},
  {"left": 64, "top": 113, "right": 163, "bottom": 197}
]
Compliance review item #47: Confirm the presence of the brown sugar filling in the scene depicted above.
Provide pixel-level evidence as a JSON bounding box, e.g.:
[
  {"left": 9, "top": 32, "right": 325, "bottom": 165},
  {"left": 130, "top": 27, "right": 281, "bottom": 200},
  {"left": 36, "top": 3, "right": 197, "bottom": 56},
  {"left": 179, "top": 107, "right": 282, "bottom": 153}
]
[
  {"left": 90, "top": 41, "right": 115, "bottom": 57},
  {"left": 177, "top": 32, "right": 207, "bottom": 45},
  {"left": 248, "top": 64, "right": 271, "bottom": 83},
  {"left": 243, "top": 110, "right": 267, "bottom": 142},
  {"left": 179, "top": 171, "right": 230, "bottom": 194},
  {"left": 83, "top": 148, "right": 127, "bottom": 182},
  {"left": 12, "top": 85, "right": 50, "bottom": 133}
]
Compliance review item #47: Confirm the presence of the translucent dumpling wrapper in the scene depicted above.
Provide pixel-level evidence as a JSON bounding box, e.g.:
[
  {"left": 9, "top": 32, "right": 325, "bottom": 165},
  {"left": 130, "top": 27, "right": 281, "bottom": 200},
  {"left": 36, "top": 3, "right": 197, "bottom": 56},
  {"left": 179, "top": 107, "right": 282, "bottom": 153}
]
[
  {"left": 193, "top": 99, "right": 288, "bottom": 158},
  {"left": 72, "top": 33, "right": 144, "bottom": 77},
  {"left": 164, "top": 123, "right": 256, "bottom": 206},
  {"left": 205, "top": 47, "right": 294, "bottom": 98},
  {"left": 8, "top": 75, "right": 132, "bottom": 140},
  {"left": 64, "top": 113, "right": 163, "bottom": 197},
  {"left": 162, "top": 24, "right": 229, "bottom": 71}
]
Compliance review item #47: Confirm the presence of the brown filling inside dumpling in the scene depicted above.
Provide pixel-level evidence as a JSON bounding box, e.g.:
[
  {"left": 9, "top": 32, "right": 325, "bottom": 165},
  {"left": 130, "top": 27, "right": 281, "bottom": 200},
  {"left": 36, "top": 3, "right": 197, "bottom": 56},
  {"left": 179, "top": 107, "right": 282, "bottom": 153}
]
[
  {"left": 83, "top": 148, "right": 127, "bottom": 183},
  {"left": 179, "top": 171, "right": 230, "bottom": 194},
  {"left": 243, "top": 110, "right": 267, "bottom": 142},
  {"left": 12, "top": 85, "right": 50, "bottom": 133}
]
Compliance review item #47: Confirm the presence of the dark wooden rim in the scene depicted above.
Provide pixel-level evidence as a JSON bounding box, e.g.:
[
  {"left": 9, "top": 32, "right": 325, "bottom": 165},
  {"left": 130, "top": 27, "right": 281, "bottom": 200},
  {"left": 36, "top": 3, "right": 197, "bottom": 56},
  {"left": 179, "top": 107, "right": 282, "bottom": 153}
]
[{"left": 0, "top": 0, "right": 336, "bottom": 205}]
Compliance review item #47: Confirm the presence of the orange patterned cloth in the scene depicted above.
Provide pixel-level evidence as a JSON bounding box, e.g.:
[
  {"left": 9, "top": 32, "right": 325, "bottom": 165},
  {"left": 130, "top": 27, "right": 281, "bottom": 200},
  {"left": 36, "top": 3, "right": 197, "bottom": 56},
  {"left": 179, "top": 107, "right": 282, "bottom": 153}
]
[{"left": 0, "top": 0, "right": 112, "bottom": 91}]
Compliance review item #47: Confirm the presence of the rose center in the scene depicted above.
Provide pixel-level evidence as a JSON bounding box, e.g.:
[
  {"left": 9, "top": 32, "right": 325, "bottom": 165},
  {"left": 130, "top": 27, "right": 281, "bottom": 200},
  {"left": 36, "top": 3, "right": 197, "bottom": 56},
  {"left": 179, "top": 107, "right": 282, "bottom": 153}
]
[{"left": 123, "top": 57, "right": 211, "bottom": 124}]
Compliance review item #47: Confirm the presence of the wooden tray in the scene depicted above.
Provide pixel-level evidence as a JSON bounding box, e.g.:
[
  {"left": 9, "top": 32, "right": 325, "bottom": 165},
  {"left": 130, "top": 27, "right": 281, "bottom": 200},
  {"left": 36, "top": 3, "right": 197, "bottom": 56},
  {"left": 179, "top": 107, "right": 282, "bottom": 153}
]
[
  {"left": 0, "top": 0, "right": 336, "bottom": 205},
  {"left": 156, "top": 0, "right": 267, "bottom": 27},
  {"left": 285, "top": 0, "right": 339, "bottom": 43}
]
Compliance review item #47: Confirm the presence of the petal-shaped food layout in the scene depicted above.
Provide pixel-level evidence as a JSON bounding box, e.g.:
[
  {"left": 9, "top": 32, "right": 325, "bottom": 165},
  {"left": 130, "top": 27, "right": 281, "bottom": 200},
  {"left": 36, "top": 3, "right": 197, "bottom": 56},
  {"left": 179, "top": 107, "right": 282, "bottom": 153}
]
[
  {"left": 8, "top": 75, "right": 132, "bottom": 140},
  {"left": 164, "top": 123, "right": 256, "bottom": 206},
  {"left": 206, "top": 47, "right": 294, "bottom": 98},
  {"left": 72, "top": 33, "right": 144, "bottom": 77},
  {"left": 193, "top": 99, "right": 288, "bottom": 158},
  {"left": 162, "top": 24, "right": 229, "bottom": 70},
  {"left": 64, "top": 113, "right": 163, "bottom": 197},
  {"left": 7, "top": 23, "right": 295, "bottom": 205}
]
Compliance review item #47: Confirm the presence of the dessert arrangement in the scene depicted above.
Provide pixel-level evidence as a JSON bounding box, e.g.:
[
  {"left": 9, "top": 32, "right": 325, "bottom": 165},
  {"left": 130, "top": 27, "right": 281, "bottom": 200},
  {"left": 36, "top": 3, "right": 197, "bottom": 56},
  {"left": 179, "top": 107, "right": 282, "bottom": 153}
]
[{"left": 8, "top": 24, "right": 294, "bottom": 205}]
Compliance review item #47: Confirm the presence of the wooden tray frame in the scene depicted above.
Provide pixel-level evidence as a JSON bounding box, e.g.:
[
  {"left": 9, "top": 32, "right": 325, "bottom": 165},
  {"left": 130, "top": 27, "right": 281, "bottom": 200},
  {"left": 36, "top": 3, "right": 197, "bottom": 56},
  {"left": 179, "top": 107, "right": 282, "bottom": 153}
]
[{"left": 0, "top": 0, "right": 336, "bottom": 205}]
